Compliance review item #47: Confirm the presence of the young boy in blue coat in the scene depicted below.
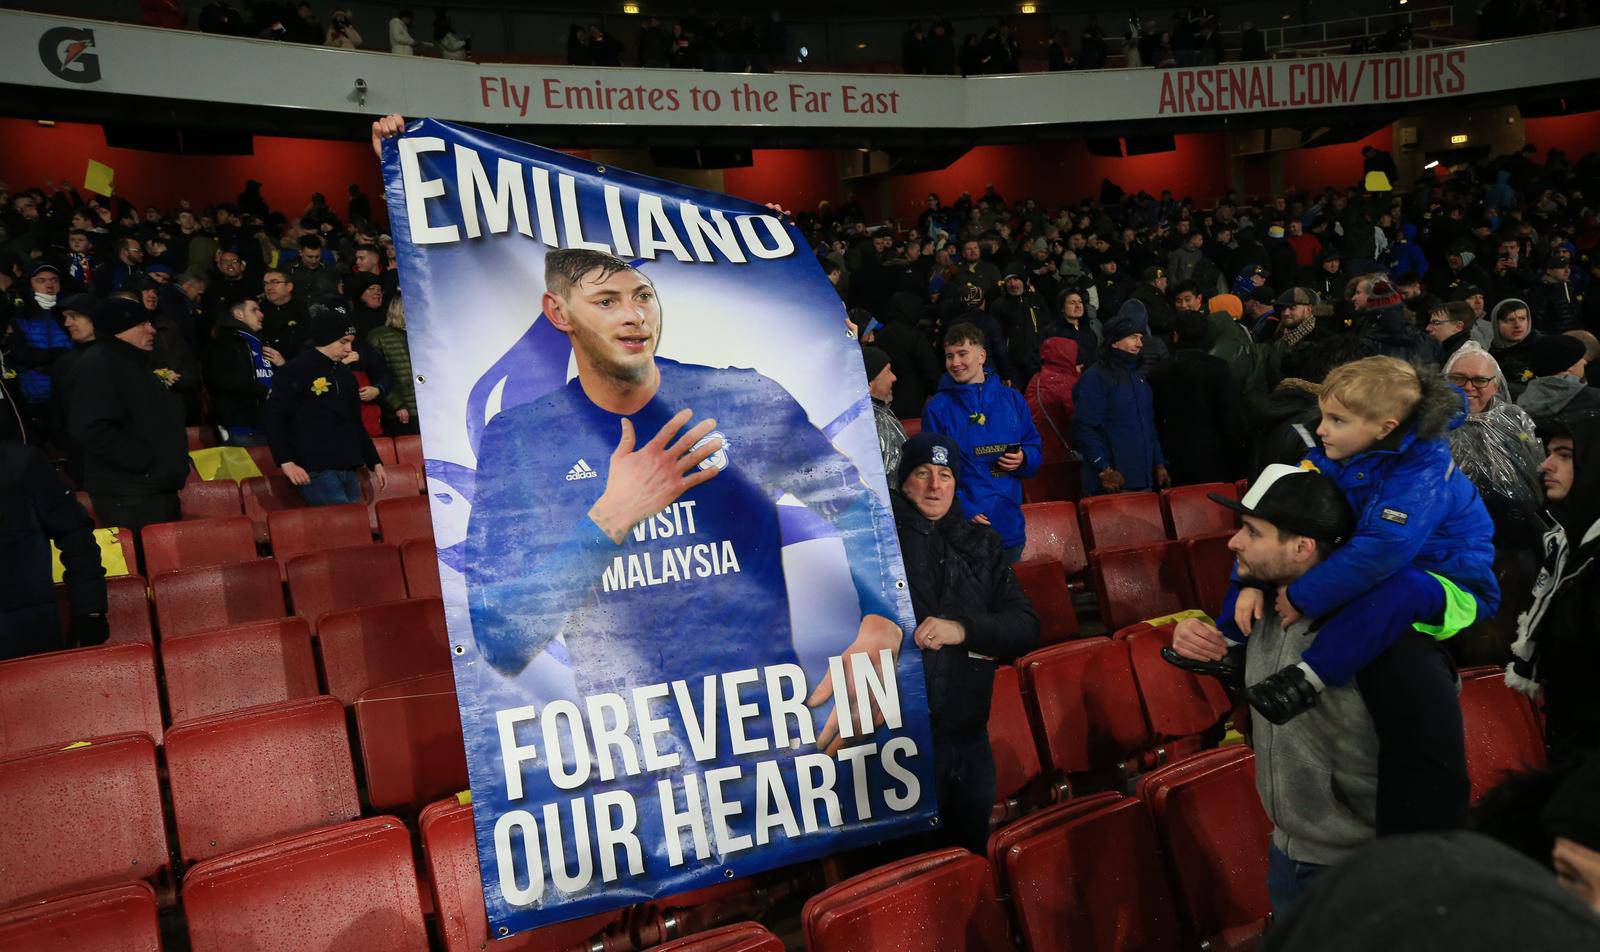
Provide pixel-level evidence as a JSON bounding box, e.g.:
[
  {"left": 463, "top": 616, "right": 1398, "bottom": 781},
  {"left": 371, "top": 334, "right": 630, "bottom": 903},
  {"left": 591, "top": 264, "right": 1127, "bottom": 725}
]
[
  {"left": 922, "top": 322, "right": 1042, "bottom": 563},
  {"left": 1227, "top": 356, "right": 1500, "bottom": 722}
]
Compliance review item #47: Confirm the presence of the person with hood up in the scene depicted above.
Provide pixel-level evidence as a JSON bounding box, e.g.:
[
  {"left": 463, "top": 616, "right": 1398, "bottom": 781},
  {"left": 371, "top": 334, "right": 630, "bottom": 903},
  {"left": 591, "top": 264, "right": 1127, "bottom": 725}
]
[
  {"left": 1515, "top": 334, "right": 1600, "bottom": 423},
  {"left": 1381, "top": 223, "right": 1428, "bottom": 278},
  {"left": 1441, "top": 246, "right": 1489, "bottom": 295},
  {"left": 1042, "top": 287, "right": 1099, "bottom": 369},
  {"left": 1149, "top": 309, "right": 1248, "bottom": 485},
  {"left": 205, "top": 297, "right": 283, "bottom": 446},
  {"left": 921, "top": 322, "right": 1043, "bottom": 564},
  {"left": 1071, "top": 299, "right": 1169, "bottom": 496},
  {"left": 890, "top": 432, "right": 1039, "bottom": 853},
  {"left": 346, "top": 273, "right": 388, "bottom": 338},
  {"left": 1506, "top": 413, "right": 1600, "bottom": 762},
  {"left": 1357, "top": 279, "right": 1438, "bottom": 365},
  {"left": 1490, "top": 298, "right": 1540, "bottom": 395},
  {"left": 1024, "top": 336, "right": 1079, "bottom": 465}
]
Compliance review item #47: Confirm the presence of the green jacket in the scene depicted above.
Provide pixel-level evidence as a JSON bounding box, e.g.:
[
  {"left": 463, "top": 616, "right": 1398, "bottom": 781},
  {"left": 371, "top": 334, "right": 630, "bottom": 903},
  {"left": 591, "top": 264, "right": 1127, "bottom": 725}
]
[{"left": 367, "top": 325, "right": 415, "bottom": 414}]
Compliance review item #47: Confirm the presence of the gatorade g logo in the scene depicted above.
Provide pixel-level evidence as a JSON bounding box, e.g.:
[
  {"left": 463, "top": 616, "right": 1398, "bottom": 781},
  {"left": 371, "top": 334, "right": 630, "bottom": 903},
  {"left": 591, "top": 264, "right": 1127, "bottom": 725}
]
[{"left": 39, "top": 27, "right": 101, "bottom": 84}]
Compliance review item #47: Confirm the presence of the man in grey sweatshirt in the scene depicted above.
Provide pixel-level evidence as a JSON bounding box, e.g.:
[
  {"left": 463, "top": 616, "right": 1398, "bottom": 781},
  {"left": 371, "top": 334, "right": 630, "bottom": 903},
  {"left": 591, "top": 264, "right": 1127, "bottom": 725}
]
[{"left": 1167, "top": 464, "right": 1470, "bottom": 915}]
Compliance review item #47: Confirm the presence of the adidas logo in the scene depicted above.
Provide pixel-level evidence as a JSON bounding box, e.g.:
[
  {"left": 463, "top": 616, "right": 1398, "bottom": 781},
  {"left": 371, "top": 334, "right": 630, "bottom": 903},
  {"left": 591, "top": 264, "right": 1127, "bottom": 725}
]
[{"left": 565, "top": 459, "right": 599, "bottom": 481}]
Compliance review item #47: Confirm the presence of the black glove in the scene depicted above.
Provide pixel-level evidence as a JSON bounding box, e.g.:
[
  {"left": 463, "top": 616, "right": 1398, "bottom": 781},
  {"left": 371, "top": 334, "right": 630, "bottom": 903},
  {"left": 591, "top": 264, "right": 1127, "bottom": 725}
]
[
  {"left": 1247, "top": 664, "right": 1321, "bottom": 725},
  {"left": 69, "top": 612, "right": 110, "bottom": 648}
]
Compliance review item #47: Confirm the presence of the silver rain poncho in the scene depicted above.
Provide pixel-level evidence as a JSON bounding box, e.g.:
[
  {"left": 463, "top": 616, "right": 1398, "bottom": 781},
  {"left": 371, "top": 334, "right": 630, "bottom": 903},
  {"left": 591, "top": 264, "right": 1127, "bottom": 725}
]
[{"left": 1443, "top": 342, "right": 1546, "bottom": 547}]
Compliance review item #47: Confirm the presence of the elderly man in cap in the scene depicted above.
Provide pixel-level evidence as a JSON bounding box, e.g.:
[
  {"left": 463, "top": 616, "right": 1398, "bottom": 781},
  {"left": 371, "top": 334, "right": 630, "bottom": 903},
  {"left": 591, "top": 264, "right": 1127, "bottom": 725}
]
[
  {"left": 66, "top": 296, "right": 189, "bottom": 552},
  {"left": 1263, "top": 287, "right": 1326, "bottom": 387},
  {"left": 892, "top": 431, "right": 1039, "bottom": 854},
  {"left": 1165, "top": 464, "right": 1471, "bottom": 914},
  {"left": 263, "top": 302, "right": 386, "bottom": 505}
]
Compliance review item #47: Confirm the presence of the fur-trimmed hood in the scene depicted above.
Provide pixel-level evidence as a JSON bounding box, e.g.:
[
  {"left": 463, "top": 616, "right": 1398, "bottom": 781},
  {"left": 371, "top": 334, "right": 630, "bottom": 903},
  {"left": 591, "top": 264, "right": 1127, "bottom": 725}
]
[{"left": 1410, "top": 364, "right": 1469, "bottom": 440}]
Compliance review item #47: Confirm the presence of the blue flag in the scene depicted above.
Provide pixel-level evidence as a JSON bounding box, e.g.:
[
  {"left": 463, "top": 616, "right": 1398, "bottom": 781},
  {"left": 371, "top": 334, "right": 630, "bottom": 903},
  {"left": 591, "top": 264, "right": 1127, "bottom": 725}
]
[{"left": 382, "top": 118, "right": 937, "bottom": 937}]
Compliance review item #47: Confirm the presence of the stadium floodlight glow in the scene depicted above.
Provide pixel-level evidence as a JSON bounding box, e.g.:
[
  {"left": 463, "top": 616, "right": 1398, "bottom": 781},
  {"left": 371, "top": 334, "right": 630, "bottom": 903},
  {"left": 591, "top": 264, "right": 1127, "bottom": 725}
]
[
  {"left": 1450, "top": 133, "right": 1469, "bottom": 145},
  {"left": 1425, "top": 160, "right": 1441, "bottom": 170}
]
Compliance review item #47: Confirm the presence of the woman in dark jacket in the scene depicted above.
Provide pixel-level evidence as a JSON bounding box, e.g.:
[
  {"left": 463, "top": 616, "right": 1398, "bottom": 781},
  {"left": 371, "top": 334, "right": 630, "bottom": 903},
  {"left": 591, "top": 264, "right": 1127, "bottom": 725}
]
[{"left": 892, "top": 432, "right": 1039, "bottom": 853}]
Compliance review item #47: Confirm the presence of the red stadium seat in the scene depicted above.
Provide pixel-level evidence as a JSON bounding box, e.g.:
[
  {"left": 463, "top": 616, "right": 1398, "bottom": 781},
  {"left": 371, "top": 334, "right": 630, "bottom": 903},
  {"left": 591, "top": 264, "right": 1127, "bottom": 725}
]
[
  {"left": 376, "top": 494, "right": 433, "bottom": 545},
  {"left": 106, "top": 527, "right": 137, "bottom": 576},
  {"left": 151, "top": 558, "right": 286, "bottom": 639},
  {"left": 400, "top": 538, "right": 443, "bottom": 598},
  {"left": 1117, "top": 621, "right": 1232, "bottom": 746},
  {"left": 1019, "top": 501, "right": 1087, "bottom": 582},
  {"left": 166, "top": 696, "right": 361, "bottom": 863},
  {"left": 898, "top": 417, "right": 921, "bottom": 438},
  {"left": 1139, "top": 747, "right": 1271, "bottom": 951},
  {"left": 187, "top": 425, "right": 216, "bottom": 450},
  {"left": 986, "top": 791, "right": 1123, "bottom": 928},
  {"left": 1020, "top": 638, "right": 1152, "bottom": 781},
  {"left": 74, "top": 490, "right": 98, "bottom": 526},
  {"left": 361, "top": 466, "right": 423, "bottom": 532},
  {"left": 1460, "top": 667, "right": 1547, "bottom": 804},
  {"left": 1001, "top": 797, "right": 1182, "bottom": 952},
  {"left": 1021, "top": 458, "right": 1081, "bottom": 504},
  {"left": 394, "top": 433, "right": 425, "bottom": 476},
  {"left": 180, "top": 479, "right": 244, "bottom": 520},
  {"left": 652, "top": 922, "right": 785, "bottom": 951},
  {"left": 0, "top": 881, "right": 161, "bottom": 952},
  {"left": 988, "top": 664, "right": 1044, "bottom": 822},
  {"left": 354, "top": 672, "right": 468, "bottom": 814},
  {"left": 56, "top": 574, "right": 153, "bottom": 646},
  {"left": 140, "top": 516, "right": 256, "bottom": 579},
  {"left": 1090, "top": 540, "right": 1195, "bottom": 632},
  {"left": 1184, "top": 531, "right": 1236, "bottom": 616},
  {"left": 242, "top": 475, "right": 305, "bottom": 543},
  {"left": 1079, "top": 490, "right": 1166, "bottom": 551},
  {"left": 317, "top": 598, "right": 451, "bottom": 705},
  {"left": 0, "top": 733, "right": 169, "bottom": 908},
  {"left": 268, "top": 503, "right": 371, "bottom": 578},
  {"left": 183, "top": 816, "right": 428, "bottom": 952},
  {"left": 162, "top": 618, "right": 320, "bottom": 724},
  {"left": 372, "top": 435, "right": 397, "bottom": 467},
  {"left": 1010, "top": 558, "right": 1079, "bottom": 645},
  {"left": 802, "top": 848, "right": 1010, "bottom": 952},
  {"left": 244, "top": 443, "right": 281, "bottom": 476},
  {"left": 0, "top": 644, "right": 163, "bottom": 756},
  {"left": 286, "top": 544, "right": 408, "bottom": 629},
  {"left": 421, "top": 798, "right": 627, "bottom": 952},
  {"left": 1161, "top": 482, "right": 1241, "bottom": 539}
]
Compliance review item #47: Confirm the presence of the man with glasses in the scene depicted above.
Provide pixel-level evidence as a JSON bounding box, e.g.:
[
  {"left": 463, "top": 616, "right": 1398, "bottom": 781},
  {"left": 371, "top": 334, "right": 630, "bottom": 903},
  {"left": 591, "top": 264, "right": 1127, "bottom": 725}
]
[
  {"left": 1425, "top": 301, "right": 1476, "bottom": 364},
  {"left": 258, "top": 270, "right": 310, "bottom": 358}
]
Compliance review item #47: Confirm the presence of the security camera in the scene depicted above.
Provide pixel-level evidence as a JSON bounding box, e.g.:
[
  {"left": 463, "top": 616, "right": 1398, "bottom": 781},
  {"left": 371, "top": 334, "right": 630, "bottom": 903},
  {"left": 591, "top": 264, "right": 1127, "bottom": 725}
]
[
  {"left": 354, "top": 78, "right": 368, "bottom": 90},
  {"left": 353, "top": 77, "right": 368, "bottom": 107}
]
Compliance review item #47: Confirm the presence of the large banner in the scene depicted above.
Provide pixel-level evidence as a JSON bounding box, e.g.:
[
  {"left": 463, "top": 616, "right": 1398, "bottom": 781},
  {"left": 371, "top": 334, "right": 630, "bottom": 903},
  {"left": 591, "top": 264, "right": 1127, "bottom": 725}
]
[{"left": 381, "top": 119, "right": 937, "bottom": 936}]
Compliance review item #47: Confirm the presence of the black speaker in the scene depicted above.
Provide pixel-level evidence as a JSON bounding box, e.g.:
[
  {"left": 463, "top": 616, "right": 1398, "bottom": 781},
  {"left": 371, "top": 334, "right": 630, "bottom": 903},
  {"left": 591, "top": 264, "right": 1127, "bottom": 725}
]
[
  {"left": 648, "top": 147, "right": 753, "bottom": 169},
  {"left": 1084, "top": 137, "right": 1123, "bottom": 157},
  {"left": 1123, "top": 133, "right": 1176, "bottom": 156},
  {"left": 102, "top": 124, "right": 254, "bottom": 155}
]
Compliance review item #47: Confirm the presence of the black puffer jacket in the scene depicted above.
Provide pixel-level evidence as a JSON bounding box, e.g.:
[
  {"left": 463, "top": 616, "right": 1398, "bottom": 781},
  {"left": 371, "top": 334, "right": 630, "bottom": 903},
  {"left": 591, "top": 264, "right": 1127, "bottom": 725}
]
[
  {"left": 66, "top": 337, "right": 189, "bottom": 497},
  {"left": 892, "top": 491, "right": 1039, "bottom": 740},
  {"left": 0, "top": 441, "right": 104, "bottom": 621},
  {"left": 1251, "top": 378, "right": 1324, "bottom": 471}
]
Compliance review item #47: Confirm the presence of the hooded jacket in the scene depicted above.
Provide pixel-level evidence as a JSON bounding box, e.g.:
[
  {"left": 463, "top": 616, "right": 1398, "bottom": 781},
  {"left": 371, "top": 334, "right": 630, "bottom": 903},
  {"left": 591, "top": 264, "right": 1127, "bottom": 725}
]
[
  {"left": 1025, "top": 337, "right": 1080, "bottom": 464},
  {"left": 1358, "top": 304, "right": 1438, "bottom": 365},
  {"left": 1488, "top": 298, "right": 1539, "bottom": 393},
  {"left": 1287, "top": 375, "right": 1500, "bottom": 622},
  {"left": 1381, "top": 223, "right": 1429, "bottom": 278},
  {"left": 1509, "top": 413, "right": 1600, "bottom": 756},
  {"left": 1071, "top": 344, "right": 1165, "bottom": 494},
  {"left": 921, "top": 370, "right": 1042, "bottom": 549},
  {"left": 1517, "top": 374, "right": 1600, "bottom": 423},
  {"left": 892, "top": 491, "right": 1039, "bottom": 740}
]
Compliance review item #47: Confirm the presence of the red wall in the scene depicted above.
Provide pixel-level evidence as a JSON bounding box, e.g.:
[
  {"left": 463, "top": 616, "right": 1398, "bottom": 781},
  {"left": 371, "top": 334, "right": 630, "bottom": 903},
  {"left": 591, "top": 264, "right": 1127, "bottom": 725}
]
[
  {"left": 1523, "top": 112, "right": 1600, "bottom": 158},
  {"left": 887, "top": 133, "right": 1232, "bottom": 216},
  {"left": 0, "top": 118, "right": 385, "bottom": 224},
  {"left": 1278, "top": 127, "right": 1395, "bottom": 194},
  {"left": 722, "top": 149, "right": 845, "bottom": 216}
]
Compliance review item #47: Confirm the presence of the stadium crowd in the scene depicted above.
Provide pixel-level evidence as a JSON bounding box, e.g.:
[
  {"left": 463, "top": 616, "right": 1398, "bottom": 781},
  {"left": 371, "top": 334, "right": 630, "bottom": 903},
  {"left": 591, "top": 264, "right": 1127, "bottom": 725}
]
[{"left": 4, "top": 113, "right": 1600, "bottom": 939}]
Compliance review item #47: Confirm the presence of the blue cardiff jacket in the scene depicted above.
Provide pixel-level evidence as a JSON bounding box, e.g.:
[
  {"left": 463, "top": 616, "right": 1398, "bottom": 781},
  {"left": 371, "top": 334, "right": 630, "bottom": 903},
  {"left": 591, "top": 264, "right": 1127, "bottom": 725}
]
[{"left": 922, "top": 371, "right": 1042, "bottom": 549}]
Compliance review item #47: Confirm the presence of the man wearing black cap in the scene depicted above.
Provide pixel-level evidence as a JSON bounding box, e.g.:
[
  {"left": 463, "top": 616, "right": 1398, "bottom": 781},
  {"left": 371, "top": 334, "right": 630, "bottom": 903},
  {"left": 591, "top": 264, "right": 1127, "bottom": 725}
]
[
  {"left": 892, "top": 431, "right": 1039, "bottom": 854},
  {"left": 1528, "top": 253, "right": 1583, "bottom": 335},
  {"left": 263, "top": 303, "right": 385, "bottom": 505},
  {"left": 66, "top": 297, "right": 189, "bottom": 546},
  {"left": 990, "top": 272, "right": 1049, "bottom": 386},
  {"left": 1514, "top": 334, "right": 1600, "bottom": 423},
  {"left": 863, "top": 345, "right": 905, "bottom": 479},
  {"left": 1166, "top": 463, "right": 1471, "bottom": 913},
  {"left": 1128, "top": 264, "right": 1175, "bottom": 342},
  {"left": 1300, "top": 248, "right": 1345, "bottom": 302}
]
